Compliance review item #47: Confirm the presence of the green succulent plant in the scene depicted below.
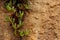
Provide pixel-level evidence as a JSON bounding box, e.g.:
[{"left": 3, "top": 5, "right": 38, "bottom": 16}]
[
  {"left": 18, "top": 30, "right": 29, "bottom": 37},
  {"left": 5, "top": 0, "right": 29, "bottom": 37},
  {"left": 24, "top": 4, "right": 29, "bottom": 9}
]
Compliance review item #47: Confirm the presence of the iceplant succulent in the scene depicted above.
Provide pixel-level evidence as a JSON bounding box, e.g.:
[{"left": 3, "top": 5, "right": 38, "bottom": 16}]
[{"left": 5, "top": 0, "right": 30, "bottom": 37}]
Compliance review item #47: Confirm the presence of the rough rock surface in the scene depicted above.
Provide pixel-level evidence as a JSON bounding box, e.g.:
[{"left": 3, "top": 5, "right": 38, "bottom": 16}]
[
  {"left": 23, "top": 0, "right": 60, "bottom": 40},
  {"left": 0, "top": 0, "right": 60, "bottom": 40}
]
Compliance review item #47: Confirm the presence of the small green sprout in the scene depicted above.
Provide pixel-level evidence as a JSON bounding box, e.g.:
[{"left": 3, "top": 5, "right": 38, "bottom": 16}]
[
  {"left": 19, "top": 30, "right": 24, "bottom": 37},
  {"left": 19, "top": 20, "right": 23, "bottom": 26},
  {"left": 24, "top": 30, "right": 29, "bottom": 36},
  {"left": 12, "top": 23, "right": 17, "bottom": 30},
  {"left": 5, "top": 15, "right": 10, "bottom": 22},
  {"left": 24, "top": 4, "right": 29, "bottom": 9},
  {"left": 18, "top": 30, "right": 29, "bottom": 37},
  {"left": 11, "top": 6, "right": 16, "bottom": 12},
  {"left": 19, "top": 11, "right": 24, "bottom": 19},
  {"left": 6, "top": 4, "right": 12, "bottom": 11},
  {"left": 11, "top": 18, "right": 15, "bottom": 23},
  {"left": 5, "top": 1, "right": 12, "bottom": 11},
  {"left": 17, "top": 20, "right": 23, "bottom": 28}
]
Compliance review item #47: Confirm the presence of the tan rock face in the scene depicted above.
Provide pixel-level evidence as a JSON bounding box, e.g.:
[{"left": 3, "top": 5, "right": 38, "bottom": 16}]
[
  {"left": 22, "top": 0, "right": 60, "bottom": 40},
  {"left": 0, "top": 0, "right": 60, "bottom": 40}
]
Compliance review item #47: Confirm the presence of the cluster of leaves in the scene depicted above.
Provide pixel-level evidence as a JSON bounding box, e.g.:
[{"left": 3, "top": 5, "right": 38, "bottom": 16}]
[
  {"left": 5, "top": 0, "right": 29, "bottom": 12},
  {"left": 5, "top": 0, "right": 29, "bottom": 37}
]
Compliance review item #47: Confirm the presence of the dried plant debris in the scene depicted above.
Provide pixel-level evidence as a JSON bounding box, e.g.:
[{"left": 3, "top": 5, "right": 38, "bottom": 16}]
[{"left": 5, "top": 0, "right": 30, "bottom": 37}]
